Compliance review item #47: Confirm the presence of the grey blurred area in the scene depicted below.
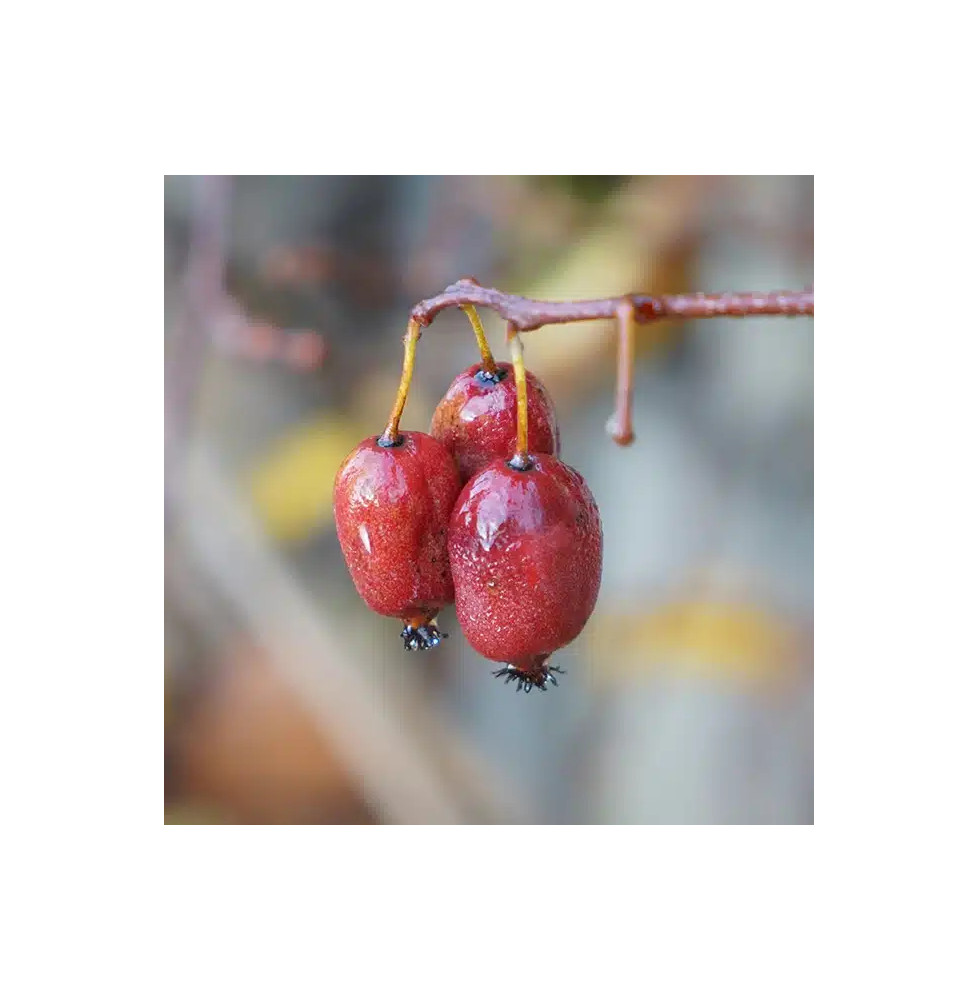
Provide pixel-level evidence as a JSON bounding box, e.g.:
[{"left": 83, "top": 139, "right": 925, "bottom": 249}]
[{"left": 164, "top": 175, "right": 813, "bottom": 825}]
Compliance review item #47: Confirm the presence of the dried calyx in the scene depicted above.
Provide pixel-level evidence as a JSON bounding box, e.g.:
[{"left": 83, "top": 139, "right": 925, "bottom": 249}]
[
  {"left": 400, "top": 622, "right": 448, "bottom": 651},
  {"left": 493, "top": 661, "right": 566, "bottom": 693}
]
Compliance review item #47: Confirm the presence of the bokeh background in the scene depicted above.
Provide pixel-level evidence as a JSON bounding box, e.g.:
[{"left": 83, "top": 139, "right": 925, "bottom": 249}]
[{"left": 164, "top": 175, "right": 813, "bottom": 824}]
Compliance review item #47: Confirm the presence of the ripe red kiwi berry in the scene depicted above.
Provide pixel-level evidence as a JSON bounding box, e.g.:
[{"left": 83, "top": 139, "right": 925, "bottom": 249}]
[
  {"left": 429, "top": 362, "right": 560, "bottom": 483},
  {"left": 333, "top": 431, "right": 460, "bottom": 650},
  {"left": 448, "top": 453, "right": 603, "bottom": 691}
]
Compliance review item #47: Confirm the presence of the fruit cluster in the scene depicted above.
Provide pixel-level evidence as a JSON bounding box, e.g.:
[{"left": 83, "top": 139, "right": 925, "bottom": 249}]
[{"left": 334, "top": 310, "right": 602, "bottom": 693}]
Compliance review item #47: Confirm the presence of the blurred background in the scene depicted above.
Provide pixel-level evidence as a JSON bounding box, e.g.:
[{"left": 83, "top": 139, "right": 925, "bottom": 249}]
[{"left": 164, "top": 175, "right": 813, "bottom": 825}]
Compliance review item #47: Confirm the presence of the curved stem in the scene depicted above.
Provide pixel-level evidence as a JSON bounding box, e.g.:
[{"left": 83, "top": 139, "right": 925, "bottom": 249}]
[
  {"left": 607, "top": 300, "right": 636, "bottom": 447},
  {"left": 379, "top": 318, "right": 421, "bottom": 446},
  {"left": 507, "top": 326, "right": 530, "bottom": 469},
  {"left": 460, "top": 305, "right": 497, "bottom": 375}
]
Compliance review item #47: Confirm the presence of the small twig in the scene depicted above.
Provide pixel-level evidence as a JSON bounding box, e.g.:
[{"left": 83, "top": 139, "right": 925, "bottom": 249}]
[{"left": 608, "top": 300, "right": 637, "bottom": 447}]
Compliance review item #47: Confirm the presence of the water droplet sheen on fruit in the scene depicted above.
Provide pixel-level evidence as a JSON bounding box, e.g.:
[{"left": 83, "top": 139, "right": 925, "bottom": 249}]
[
  {"left": 448, "top": 455, "right": 602, "bottom": 689},
  {"left": 430, "top": 362, "right": 560, "bottom": 483},
  {"left": 334, "top": 431, "right": 460, "bottom": 650}
]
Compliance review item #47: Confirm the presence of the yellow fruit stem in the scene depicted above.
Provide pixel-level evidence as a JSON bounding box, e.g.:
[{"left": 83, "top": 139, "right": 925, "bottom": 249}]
[
  {"left": 507, "top": 326, "right": 530, "bottom": 468},
  {"left": 460, "top": 304, "right": 497, "bottom": 376},
  {"left": 379, "top": 318, "right": 421, "bottom": 446}
]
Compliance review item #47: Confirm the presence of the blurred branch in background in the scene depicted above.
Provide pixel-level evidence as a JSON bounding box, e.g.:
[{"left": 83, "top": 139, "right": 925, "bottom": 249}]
[
  {"left": 166, "top": 175, "right": 229, "bottom": 488},
  {"left": 165, "top": 177, "right": 530, "bottom": 823},
  {"left": 167, "top": 178, "right": 328, "bottom": 423}
]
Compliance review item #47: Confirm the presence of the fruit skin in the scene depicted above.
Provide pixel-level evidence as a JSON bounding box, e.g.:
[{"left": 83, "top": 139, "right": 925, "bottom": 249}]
[
  {"left": 448, "top": 454, "right": 602, "bottom": 690},
  {"left": 429, "top": 362, "right": 560, "bottom": 483},
  {"left": 333, "top": 431, "right": 460, "bottom": 649}
]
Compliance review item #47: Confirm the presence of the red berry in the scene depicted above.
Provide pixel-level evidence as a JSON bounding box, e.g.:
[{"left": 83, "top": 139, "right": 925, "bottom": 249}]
[
  {"left": 334, "top": 431, "right": 460, "bottom": 650},
  {"left": 429, "top": 362, "right": 560, "bottom": 483},
  {"left": 448, "top": 454, "right": 602, "bottom": 691}
]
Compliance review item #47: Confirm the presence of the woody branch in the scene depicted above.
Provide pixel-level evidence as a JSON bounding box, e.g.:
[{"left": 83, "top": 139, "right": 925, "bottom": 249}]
[
  {"left": 404, "top": 277, "right": 813, "bottom": 449},
  {"left": 411, "top": 277, "right": 813, "bottom": 332}
]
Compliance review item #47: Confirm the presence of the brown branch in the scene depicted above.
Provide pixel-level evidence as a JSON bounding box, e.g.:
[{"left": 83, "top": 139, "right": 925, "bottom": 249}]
[
  {"left": 405, "top": 276, "right": 813, "bottom": 448},
  {"left": 411, "top": 277, "right": 813, "bottom": 332}
]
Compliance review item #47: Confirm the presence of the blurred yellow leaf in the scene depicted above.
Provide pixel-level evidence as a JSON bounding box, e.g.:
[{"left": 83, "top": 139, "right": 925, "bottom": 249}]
[
  {"left": 587, "top": 598, "right": 799, "bottom": 686},
  {"left": 248, "top": 412, "right": 366, "bottom": 544}
]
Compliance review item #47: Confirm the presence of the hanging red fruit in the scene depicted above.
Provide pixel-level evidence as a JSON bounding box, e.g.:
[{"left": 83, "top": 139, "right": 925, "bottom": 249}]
[
  {"left": 448, "top": 454, "right": 603, "bottom": 691},
  {"left": 430, "top": 362, "right": 560, "bottom": 484},
  {"left": 334, "top": 431, "right": 460, "bottom": 650}
]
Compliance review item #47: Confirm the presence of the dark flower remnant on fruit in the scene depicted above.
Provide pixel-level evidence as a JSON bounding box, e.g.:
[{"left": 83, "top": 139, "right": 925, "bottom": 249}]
[{"left": 429, "top": 361, "right": 560, "bottom": 483}]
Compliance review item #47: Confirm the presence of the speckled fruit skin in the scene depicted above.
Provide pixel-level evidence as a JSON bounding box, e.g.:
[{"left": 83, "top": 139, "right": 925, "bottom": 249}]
[
  {"left": 429, "top": 362, "right": 560, "bottom": 483},
  {"left": 448, "top": 455, "right": 602, "bottom": 689},
  {"left": 334, "top": 431, "right": 460, "bottom": 648}
]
